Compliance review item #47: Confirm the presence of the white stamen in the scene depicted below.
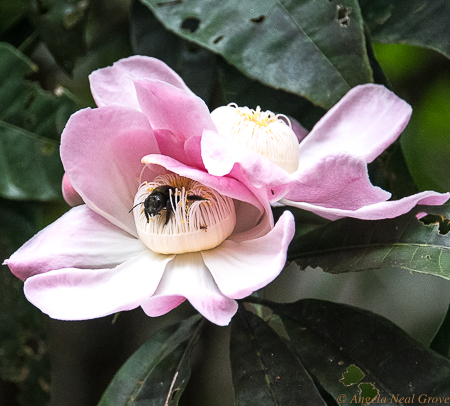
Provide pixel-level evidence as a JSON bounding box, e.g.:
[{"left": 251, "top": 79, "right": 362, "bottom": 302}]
[
  {"left": 211, "top": 104, "right": 300, "bottom": 173},
  {"left": 132, "top": 174, "right": 236, "bottom": 254}
]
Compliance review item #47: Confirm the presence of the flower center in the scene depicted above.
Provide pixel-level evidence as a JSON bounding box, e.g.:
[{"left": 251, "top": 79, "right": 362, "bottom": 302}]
[
  {"left": 211, "top": 104, "right": 300, "bottom": 173},
  {"left": 132, "top": 174, "right": 236, "bottom": 255}
]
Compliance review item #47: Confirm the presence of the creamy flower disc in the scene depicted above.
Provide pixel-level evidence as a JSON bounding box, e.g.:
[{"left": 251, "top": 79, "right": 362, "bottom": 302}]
[
  {"left": 211, "top": 104, "right": 300, "bottom": 173},
  {"left": 132, "top": 174, "right": 236, "bottom": 255}
]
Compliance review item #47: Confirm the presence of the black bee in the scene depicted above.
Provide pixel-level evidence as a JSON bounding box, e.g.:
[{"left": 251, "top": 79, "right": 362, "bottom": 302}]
[{"left": 129, "top": 185, "right": 207, "bottom": 225}]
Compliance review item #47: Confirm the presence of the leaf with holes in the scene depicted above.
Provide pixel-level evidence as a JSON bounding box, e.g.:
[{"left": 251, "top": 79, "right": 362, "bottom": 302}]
[
  {"left": 288, "top": 203, "right": 450, "bottom": 279},
  {"left": 360, "top": 0, "right": 450, "bottom": 59},
  {"left": 230, "top": 306, "right": 326, "bottom": 406},
  {"left": 31, "top": 0, "right": 89, "bottom": 73},
  {"left": 265, "top": 299, "right": 450, "bottom": 405},
  {"left": 0, "top": 42, "right": 80, "bottom": 201},
  {"left": 97, "top": 314, "right": 204, "bottom": 406},
  {"left": 140, "top": 0, "right": 373, "bottom": 109}
]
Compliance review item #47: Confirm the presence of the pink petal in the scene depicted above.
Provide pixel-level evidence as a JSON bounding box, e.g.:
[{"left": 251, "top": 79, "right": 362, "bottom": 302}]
[
  {"left": 297, "top": 84, "right": 412, "bottom": 171},
  {"left": 61, "top": 105, "right": 159, "bottom": 236},
  {"left": 5, "top": 205, "right": 146, "bottom": 281},
  {"left": 282, "top": 191, "right": 450, "bottom": 221},
  {"left": 134, "top": 79, "right": 216, "bottom": 167},
  {"left": 284, "top": 154, "right": 391, "bottom": 210},
  {"left": 141, "top": 154, "right": 265, "bottom": 218},
  {"left": 202, "top": 211, "right": 295, "bottom": 300},
  {"left": 24, "top": 250, "right": 174, "bottom": 320},
  {"left": 201, "top": 130, "right": 292, "bottom": 202},
  {"left": 141, "top": 253, "right": 238, "bottom": 326},
  {"left": 89, "top": 56, "right": 192, "bottom": 109},
  {"left": 62, "top": 173, "right": 83, "bottom": 207}
]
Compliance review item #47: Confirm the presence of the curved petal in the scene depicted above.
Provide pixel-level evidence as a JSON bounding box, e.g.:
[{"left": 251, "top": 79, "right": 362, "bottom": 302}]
[
  {"left": 24, "top": 250, "right": 174, "bottom": 320},
  {"left": 297, "top": 84, "right": 412, "bottom": 171},
  {"left": 62, "top": 173, "right": 83, "bottom": 207},
  {"left": 89, "top": 56, "right": 192, "bottom": 109},
  {"left": 284, "top": 154, "right": 391, "bottom": 210},
  {"left": 141, "top": 253, "right": 238, "bottom": 326},
  {"left": 141, "top": 154, "right": 265, "bottom": 216},
  {"left": 134, "top": 79, "right": 216, "bottom": 167},
  {"left": 201, "top": 130, "right": 293, "bottom": 202},
  {"left": 4, "top": 205, "right": 147, "bottom": 281},
  {"left": 61, "top": 105, "right": 159, "bottom": 236},
  {"left": 202, "top": 211, "right": 295, "bottom": 300},
  {"left": 282, "top": 191, "right": 450, "bottom": 221}
]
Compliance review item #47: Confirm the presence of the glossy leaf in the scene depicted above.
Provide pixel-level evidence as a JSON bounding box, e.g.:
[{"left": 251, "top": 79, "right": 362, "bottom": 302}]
[
  {"left": 230, "top": 306, "right": 326, "bottom": 406},
  {"left": 288, "top": 203, "right": 450, "bottom": 279},
  {"left": 140, "top": 0, "right": 373, "bottom": 109},
  {"left": 98, "top": 315, "right": 204, "bottom": 406},
  {"left": 0, "top": 42, "right": 79, "bottom": 201},
  {"left": 431, "top": 304, "right": 450, "bottom": 359},
  {"left": 31, "top": 0, "right": 89, "bottom": 73},
  {"left": 267, "top": 299, "right": 450, "bottom": 404},
  {"left": 360, "top": 0, "right": 450, "bottom": 59}
]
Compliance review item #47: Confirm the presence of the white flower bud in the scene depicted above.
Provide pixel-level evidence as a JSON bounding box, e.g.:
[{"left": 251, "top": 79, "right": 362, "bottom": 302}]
[{"left": 211, "top": 104, "right": 300, "bottom": 173}]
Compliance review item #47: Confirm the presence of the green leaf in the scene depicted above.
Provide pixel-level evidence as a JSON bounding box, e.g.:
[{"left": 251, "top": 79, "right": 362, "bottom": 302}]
[
  {"left": 0, "top": 198, "right": 50, "bottom": 406},
  {"left": 30, "top": 0, "right": 89, "bottom": 74},
  {"left": 0, "top": 0, "right": 30, "bottom": 36},
  {"left": 98, "top": 314, "right": 204, "bottom": 406},
  {"left": 140, "top": 0, "right": 373, "bottom": 109},
  {"left": 288, "top": 203, "right": 450, "bottom": 279},
  {"left": 216, "top": 58, "right": 326, "bottom": 131},
  {"left": 0, "top": 42, "right": 79, "bottom": 201},
  {"left": 230, "top": 306, "right": 326, "bottom": 406},
  {"left": 360, "top": 0, "right": 450, "bottom": 59},
  {"left": 431, "top": 304, "right": 450, "bottom": 359},
  {"left": 268, "top": 299, "right": 450, "bottom": 404}
]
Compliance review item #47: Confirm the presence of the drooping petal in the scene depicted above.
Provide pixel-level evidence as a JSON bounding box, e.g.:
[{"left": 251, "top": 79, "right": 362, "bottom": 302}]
[
  {"left": 140, "top": 154, "right": 265, "bottom": 218},
  {"left": 282, "top": 191, "right": 450, "bottom": 221},
  {"left": 201, "top": 129, "right": 292, "bottom": 202},
  {"left": 297, "top": 84, "right": 412, "bottom": 171},
  {"left": 62, "top": 173, "right": 83, "bottom": 207},
  {"left": 24, "top": 250, "right": 174, "bottom": 320},
  {"left": 134, "top": 79, "right": 217, "bottom": 167},
  {"left": 141, "top": 252, "right": 238, "bottom": 326},
  {"left": 202, "top": 211, "right": 295, "bottom": 300},
  {"left": 5, "top": 205, "right": 147, "bottom": 281},
  {"left": 284, "top": 154, "right": 391, "bottom": 210},
  {"left": 60, "top": 105, "right": 159, "bottom": 236},
  {"left": 89, "top": 56, "right": 192, "bottom": 109}
]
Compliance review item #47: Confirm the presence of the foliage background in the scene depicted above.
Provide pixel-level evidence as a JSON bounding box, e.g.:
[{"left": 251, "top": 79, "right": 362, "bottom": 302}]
[{"left": 1, "top": 0, "right": 450, "bottom": 405}]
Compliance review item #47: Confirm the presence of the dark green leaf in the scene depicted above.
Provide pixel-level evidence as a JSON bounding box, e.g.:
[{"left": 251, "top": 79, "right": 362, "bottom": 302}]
[
  {"left": 288, "top": 203, "right": 450, "bottom": 279},
  {"left": 431, "top": 304, "right": 450, "bottom": 359},
  {"left": 230, "top": 307, "right": 326, "bottom": 406},
  {"left": 360, "top": 0, "right": 450, "bottom": 59},
  {"left": 30, "top": 0, "right": 89, "bottom": 73},
  {"left": 368, "top": 141, "right": 418, "bottom": 201},
  {"left": 0, "top": 0, "right": 30, "bottom": 36},
  {"left": 131, "top": 0, "right": 217, "bottom": 103},
  {"left": 268, "top": 299, "right": 450, "bottom": 404},
  {"left": 0, "top": 198, "right": 50, "bottom": 406},
  {"left": 0, "top": 42, "right": 80, "bottom": 201},
  {"left": 216, "top": 59, "right": 326, "bottom": 131},
  {"left": 140, "top": 0, "right": 373, "bottom": 109},
  {"left": 98, "top": 314, "right": 204, "bottom": 406}
]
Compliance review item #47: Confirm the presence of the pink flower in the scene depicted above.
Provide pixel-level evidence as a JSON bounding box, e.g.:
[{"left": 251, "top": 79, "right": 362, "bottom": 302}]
[
  {"left": 4, "top": 56, "right": 295, "bottom": 326},
  {"left": 203, "top": 85, "right": 449, "bottom": 220}
]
